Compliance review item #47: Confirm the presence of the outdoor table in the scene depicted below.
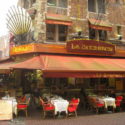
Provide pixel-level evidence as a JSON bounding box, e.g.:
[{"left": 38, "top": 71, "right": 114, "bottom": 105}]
[
  {"left": 101, "top": 97, "right": 116, "bottom": 111},
  {"left": 51, "top": 97, "right": 69, "bottom": 115}
]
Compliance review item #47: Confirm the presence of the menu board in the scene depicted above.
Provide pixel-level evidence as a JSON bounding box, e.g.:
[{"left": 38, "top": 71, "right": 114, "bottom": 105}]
[{"left": 0, "top": 100, "right": 13, "bottom": 120}]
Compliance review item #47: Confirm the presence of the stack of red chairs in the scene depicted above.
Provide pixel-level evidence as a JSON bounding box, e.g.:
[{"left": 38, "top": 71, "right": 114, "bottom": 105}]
[
  {"left": 39, "top": 97, "right": 55, "bottom": 118},
  {"left": 115, "top": 96, "right": 123, "bottom": 111},
  {"left": 68, "top": 98, "right": 80, "bottom": 117}
]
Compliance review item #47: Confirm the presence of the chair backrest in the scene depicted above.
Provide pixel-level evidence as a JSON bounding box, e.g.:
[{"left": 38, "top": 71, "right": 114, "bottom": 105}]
[
  {"left": 89, "top": 97, "right": 104, "bottom": 108},
  {"left": 26, "top": 97, "right": 31, "bottom": 105},
  {"left": 39, "top": 97, "right": 55, "bottom": 111},
  {"left": 19, "top": 95, "right": 26, "bottom": 103},
  {"left": 71, "top": 98, "right": 80, "bottom": 104},
  {"left": 39, "top": 97, "right": 45, "bottom": 105},
  {"left": 115, "top": 96, "right": 123, "bottom": 106},
  {"left": 69, "top": 98, "right": 80, "bottom": 109},
  {"left": 89, "top": 97, "right": 98, "bottom": 107},
  {"left": 116, "top": 96, "right": 123, "bottom": 101}
]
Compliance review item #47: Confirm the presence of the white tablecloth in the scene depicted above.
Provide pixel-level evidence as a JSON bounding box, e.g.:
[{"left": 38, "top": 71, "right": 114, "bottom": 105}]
[
  {"left": 2, "top": 97, "right": 17, "bottom": 115},
  {"left": 51, "top": 99, "right": 69, "bottom": 115},
  {"left": 102, "top": 97, "right": 116, "bottom": 109}
]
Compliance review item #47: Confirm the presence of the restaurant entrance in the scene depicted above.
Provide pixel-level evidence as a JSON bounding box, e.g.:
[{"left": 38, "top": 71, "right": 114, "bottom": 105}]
[{"left": 1, "top": 54, "right": 125, "bottom": 118}]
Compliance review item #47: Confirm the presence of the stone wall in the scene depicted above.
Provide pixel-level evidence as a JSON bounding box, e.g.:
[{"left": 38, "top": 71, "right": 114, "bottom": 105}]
[
  {"left": 18, "top": 0, "right": 125, "bottom": 44},
  {"left": 33, "top": 0, "right": 46, "bottom": 43}
]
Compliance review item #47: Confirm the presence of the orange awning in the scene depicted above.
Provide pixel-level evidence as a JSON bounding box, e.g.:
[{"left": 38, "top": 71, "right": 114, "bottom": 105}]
[
  {"left": 46, "top": 20, "right": 72, "bottom": 26},
  {"left": 89, "top": 18, "right": 112, "bottom": 31},
  {"left": 11, "top": 55, "right": 125, "bottom": 78},
  {"left": 46, "top": 13, "right": 72, "bottom": 26},
  {"left": 0, "top": 61, "right": 16, "bottom": 74},
  {"left": 12, "top": 56, "right": 45, "bottom": 70}
]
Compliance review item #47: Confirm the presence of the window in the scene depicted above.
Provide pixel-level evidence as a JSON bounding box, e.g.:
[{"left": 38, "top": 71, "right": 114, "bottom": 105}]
[
  {"left": 88, "top": 0, "right": 96, "bottom": 12},
  {"left": 47, "top": 0, "right": 56, "bottom": 6},
  {"left": 31, "top": 0, "right": 36, "bottom": 4},
  {"left": 116, "top": 0, "right": 120, "bottom": 4},
  {"left": 117, "top": 26, "right": 122, "bottom": 40},
  {"left": 47, "top": 0, "right": 68, "bottom": 15},
  {"left": 88, "top": 0, "right": 105, "bottom": 13},
  {"left": 89, "top": 28, "right": 107, "bottom": 41},
  {"left": 58, "top": 25, "right": 67, "bottom": 41},
  {"left": 89, "top": 28, "right": 96, "bottom": 39},
  {"left": 44, "top": 78, "right": 67, "bottom": 88},
  {"left": 58, "top": 0, "right": 68, "bottom": 8},
  {"left": 46, "top": 24, "right": 68, "bottom": 43},
  {"left": 97, "top": 0, "right": 105, "bottom": 13},
  {"left": 47, "top": 0, "right": 67, "bottom": 8},
  {"left": 117, "top": 26, "right": 121, "bottom": 35},
  {"left": 98, "top": 30, "right": 107, "bottom": 41},
  {"left": 46, "top": 24, "right": 55, "bottom": 41}
]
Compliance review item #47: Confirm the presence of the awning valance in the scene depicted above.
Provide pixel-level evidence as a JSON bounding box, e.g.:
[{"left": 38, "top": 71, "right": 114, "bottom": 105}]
[
  {"left": 89, "top": 18, "right": 112, "bottom": 31},
  {"left": 0, "top": 61, "right": 16, "bottom": 74},
  {"left": 46, "top": 20, "right": 72, "bottom": 26},
  {"left": 46, "top": 13, "right": 72, "bottom": 26},
  {"left": 11, "top": 55, "right": 125, "bottom": 78},
  {"left": 12, "top": 56, "right": 44, "bottom": 70}
]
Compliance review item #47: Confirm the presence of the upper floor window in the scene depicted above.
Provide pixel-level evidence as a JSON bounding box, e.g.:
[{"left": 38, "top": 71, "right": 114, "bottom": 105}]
[
  {"left": 115, "top": 0, "right": 120, "bottom": 4},
  {"left": 88, "top": 0, "right": 105, "bottom": 14},
  {"left": 46, "top": 24, "right": 68, "bottom": 43},
  {"left": 47, "top": 0, "right": 56, "bottom": 6},
  {"left": 98, "top": 30, "right": 107, "bottom": 41},
  {"left": 31, "top": 0, "right": 36, "bottom": 4},
  {"left": 117, "top": 26, "right": 121, "bottom": 35},
  {"left": 89, "top": 28, "right": 107, "bottom": 41},
  {"left": 117, "top": 26, "right": 122, "bottom": 40},
  {"left": 47, "top": 0, "right": 68, "bottom": 8}
]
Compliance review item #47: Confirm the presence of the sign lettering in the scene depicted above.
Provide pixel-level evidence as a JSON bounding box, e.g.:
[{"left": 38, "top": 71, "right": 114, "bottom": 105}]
[{"left": 10, "top": 44, "right": 34, "bottom": 55}]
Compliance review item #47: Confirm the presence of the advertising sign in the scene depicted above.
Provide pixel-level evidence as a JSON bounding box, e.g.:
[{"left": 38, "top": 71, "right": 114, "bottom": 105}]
[{"left": 67, "top": 39, "right": 115, "bottom": 55}]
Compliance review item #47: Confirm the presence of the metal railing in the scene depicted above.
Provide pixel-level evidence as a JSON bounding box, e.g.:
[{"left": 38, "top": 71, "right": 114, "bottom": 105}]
[{"left": 47, "top": 6, "right": 68, "bottom": 15}]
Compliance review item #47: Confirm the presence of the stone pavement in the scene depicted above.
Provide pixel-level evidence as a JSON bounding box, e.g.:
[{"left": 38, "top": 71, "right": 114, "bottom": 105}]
[{"left": 0, "top": 112, "right": 125, "bottom": 125}]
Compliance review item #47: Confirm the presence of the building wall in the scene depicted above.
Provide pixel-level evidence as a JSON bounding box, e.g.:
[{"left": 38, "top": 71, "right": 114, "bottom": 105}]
[
  {"left": 17, "top": 0, "right": 125, "bottom": 45},
  {"left": 0, "top": 34, "right": 10, "bottom": 59},
  {"left": 107, "top": 1, "right": 125, "bottom": 39},
  {"left": 33, "top": 0, "right": 46, "bottom": 42},
  {"left": 69, "top": 0, "right": 88, "bottom": 37}
]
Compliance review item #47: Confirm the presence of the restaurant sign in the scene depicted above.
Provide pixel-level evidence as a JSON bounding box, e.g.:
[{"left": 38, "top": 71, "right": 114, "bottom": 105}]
[
  {"left": 66, "top": 39, "right": 115, "bottom": 55},
  {"left": 10, "top": 44, "right": 35, "bottom": 55}
]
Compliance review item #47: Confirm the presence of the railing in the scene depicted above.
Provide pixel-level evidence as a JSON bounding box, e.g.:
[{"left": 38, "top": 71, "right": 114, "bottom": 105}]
[
  {"left": 47, "top": 6, "right": 68, "bottom": 15},
  {"left": 88, "top": 12, "right": 108, "bottom": 21}
]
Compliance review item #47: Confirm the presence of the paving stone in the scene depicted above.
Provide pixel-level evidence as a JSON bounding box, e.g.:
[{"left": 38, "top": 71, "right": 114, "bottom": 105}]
[{"left": 1, "top": 112, "right": 125, "bottom": 125}]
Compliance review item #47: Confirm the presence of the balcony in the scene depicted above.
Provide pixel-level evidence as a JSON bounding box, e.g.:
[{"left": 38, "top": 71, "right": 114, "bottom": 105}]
[
  {"left": 47, "top": 6, "right": 67, "bottom": 15},
  {"left": 88, "top": 12, "right": 108, "bottom": 21}
]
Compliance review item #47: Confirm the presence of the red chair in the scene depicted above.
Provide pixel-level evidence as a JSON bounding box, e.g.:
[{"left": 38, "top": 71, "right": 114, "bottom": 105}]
[
  {"left": 17, "top": 97, "right": 30, "bottom": 117},
  {"left": 68, "top": 98, "right": 80, "bottom": 117},
  {"left": 116, "top": 96, "right": 123, "bottom": 101},
  {"left": 115, "top": 96, "right": 123, "bottom": 111},
  {"left": 39, "top": 97, "right": 55, "bottom": 118},
  {"left": 88, "top": 97, "right": 105, "bottom": 113},
  {"left": 18, "top": 95, "right": 26, "bottom": 103}
]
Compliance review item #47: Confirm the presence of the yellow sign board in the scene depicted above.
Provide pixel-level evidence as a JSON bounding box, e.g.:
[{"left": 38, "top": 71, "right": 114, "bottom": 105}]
[{"left": 10, "top": 44, "right": 35, "bottom": 55}]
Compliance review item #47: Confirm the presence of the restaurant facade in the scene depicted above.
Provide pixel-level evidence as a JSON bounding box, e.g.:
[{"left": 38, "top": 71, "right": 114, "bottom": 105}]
[
  {"left": 1, "top": 0, "right": 125, "bottom": 115},
  {"left": 6, "top": 0, "right": 124, "bottom": 94}
]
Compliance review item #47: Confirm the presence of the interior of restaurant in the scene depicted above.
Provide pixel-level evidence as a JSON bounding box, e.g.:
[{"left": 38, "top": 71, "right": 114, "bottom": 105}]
[{"left": 0, "top": 69, "right": 125, "bottom": 118}]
